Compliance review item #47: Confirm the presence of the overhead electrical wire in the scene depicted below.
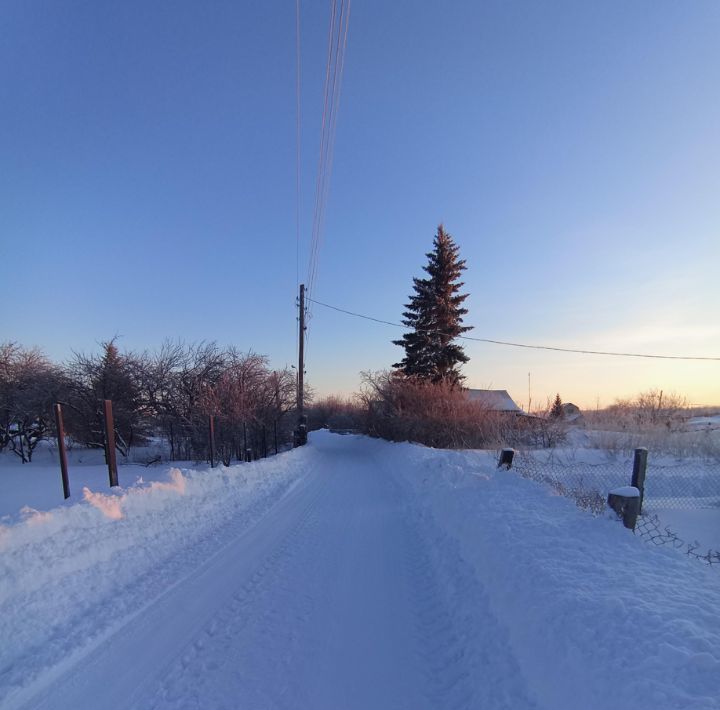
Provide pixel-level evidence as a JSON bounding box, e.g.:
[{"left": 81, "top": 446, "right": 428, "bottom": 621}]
[
  {"left": 295, "top": 0, "right": 302, "bottom": 294},
  {"left": 306, "top": 297, "right": 720, "bottom": 362},
  {"left": 306, "top": 0, "right": 352, "bottom": 315},
  {"left": 293, "top": 7, "right": 716, "bottom": 371},
  {"left": 295, "top": 0, "right": 303, "bottom": 368}
]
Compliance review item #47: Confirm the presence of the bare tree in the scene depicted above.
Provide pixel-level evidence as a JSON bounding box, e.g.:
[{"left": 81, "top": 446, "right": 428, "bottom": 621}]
[
  {"left": 0, "top": 342, "right": 64, "bottom": 462},
  {"left": 2, "top": 339, "right": 300, "bottom": 465}
]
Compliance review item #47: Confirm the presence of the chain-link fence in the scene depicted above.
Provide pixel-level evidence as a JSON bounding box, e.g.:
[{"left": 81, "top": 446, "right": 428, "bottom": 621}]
[
  {"left": 512, "top": 450, "right": 720, "bottom": 566},
  {"left": 634, "top": 514, "right": 720, "bottom": 565},
  {"left": 513, "top": 452, "right": 631, "bottom": 515},
  {"left": 643, "top": 461, "right": 720, "bottom": 511}
]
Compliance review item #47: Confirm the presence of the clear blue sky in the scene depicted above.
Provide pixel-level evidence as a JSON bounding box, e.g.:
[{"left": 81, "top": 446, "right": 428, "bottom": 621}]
[{"left": 2, "top": 0, "right": 719, "bottom": 407}]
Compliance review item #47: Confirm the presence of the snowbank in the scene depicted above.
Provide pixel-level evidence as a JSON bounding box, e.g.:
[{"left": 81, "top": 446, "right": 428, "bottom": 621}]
[{"left": 0, "top": 448, "right": 312, "bottom": 701}]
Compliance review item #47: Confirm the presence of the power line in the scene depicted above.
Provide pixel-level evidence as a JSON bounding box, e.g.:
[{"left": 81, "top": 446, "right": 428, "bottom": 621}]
[
  {"left": 306, "top": 297, "right": 720, "bottom": 362},
  {"left": 295, "top": 0, "right": 302, "bottom": 293},
  {"left": 306, "top": 0, "right": 351, "bottom": 312}
]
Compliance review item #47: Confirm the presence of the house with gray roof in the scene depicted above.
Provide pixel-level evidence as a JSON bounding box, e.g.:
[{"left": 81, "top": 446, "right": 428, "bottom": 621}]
[{"left": 465, "top": 389, "right": 524, "bottom": 413}]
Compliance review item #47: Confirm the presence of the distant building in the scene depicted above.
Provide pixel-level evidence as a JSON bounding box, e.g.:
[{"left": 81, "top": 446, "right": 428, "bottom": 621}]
[{"left": 465, "top": 389, "right": 523, "bottom": 413}]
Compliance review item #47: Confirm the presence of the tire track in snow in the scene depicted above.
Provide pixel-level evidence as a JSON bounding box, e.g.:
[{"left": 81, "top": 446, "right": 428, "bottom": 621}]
[
  {"left": 2, "top": 464, "right": 312, "bottom": 709},
  {"left": 146, "top": 442, "right": 430, "bottom": 710},
  {"left": 398, "top": 484, "right": 540, "bottom": 710},
  {"left": 142, "top": 478, "right": 335, "bottom": 709},
  {"left": 10, "top": 469, "right": 326, "bottom": 710}
]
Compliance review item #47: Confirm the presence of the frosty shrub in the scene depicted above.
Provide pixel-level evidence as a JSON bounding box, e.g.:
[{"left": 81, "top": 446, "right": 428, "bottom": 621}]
[
  {"left": 584, "top": 389, "right": 719, "bottom": 459},
  {"left": 515, "top": 396, "right": 569, "bottom": 448},
  {"left": 357, "top": 371, "right": 514, "bottom": 449},
  {"left": 307, "top": 396, "right": 364, "bottom": 432}
]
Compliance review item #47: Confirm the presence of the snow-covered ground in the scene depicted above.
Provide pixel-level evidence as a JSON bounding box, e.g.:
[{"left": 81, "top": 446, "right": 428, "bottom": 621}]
[
  {"left": 0, "top": 444, "right": 190, "bottom": 523},
  {"left": 1, "top": 432, "right": 718, "bottom": 709},
  {"left": 688, "top": 414, "right": 720, "bottom": 431}
]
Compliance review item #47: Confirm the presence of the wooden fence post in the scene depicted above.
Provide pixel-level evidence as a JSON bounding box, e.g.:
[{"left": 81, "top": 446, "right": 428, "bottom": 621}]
[
  {"left": 208, "top": 415, "right": 216, "bottom": 468},
  {"left": 274, "top": 420, "right": 278, "bottom": 456},
  {"left": 631, "top": 447, "right": 648, "bottom": 514},
  {"left": 54, "top": 404, "right": 70, "bottom": 499},
  {"left": 103, "top": 399, "right": 119, "bottom": 487}
]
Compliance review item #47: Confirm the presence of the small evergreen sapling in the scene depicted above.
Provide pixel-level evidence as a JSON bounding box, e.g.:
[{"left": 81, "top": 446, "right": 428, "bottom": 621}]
[{"left": 550, "top": 393, "right": 564, "bottom": 419}]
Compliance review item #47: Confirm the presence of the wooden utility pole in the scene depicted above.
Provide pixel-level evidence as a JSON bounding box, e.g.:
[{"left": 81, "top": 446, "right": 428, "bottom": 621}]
[
  {"left": 103, "top": 399, "right": 119, "bottom": 487},
  {"left": 298, "top": 283, "right": 305, "bottom": 419},
  {"left": 54, "top": 404, "right": 71, "bottom": 499},
  {"left": 295, "top": 283, "right": 307, "bottom": 446}
]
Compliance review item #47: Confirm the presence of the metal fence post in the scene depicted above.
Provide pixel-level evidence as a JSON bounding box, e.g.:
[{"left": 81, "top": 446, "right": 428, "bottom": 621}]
[
  {"left": 208, "top": 415, "right": 216, "bottom": 468},
  {"left": 103, "top": 399, "right": 119, "bottom": 487},
  {"left": 54, "top": 403, "right": 70, "bottom": 499},
  {"left": 631, "top": 447, "right": 648, "bottom": 514}
]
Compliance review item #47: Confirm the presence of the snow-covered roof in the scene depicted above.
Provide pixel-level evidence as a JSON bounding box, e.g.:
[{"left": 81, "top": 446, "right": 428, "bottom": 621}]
[{"left": 465, "top": 389, "right": 522, "bottom": 412}]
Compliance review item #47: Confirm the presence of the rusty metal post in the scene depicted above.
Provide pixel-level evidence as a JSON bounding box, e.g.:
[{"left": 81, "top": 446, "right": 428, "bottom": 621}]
[
  {"left": 54, "top": 403, "right": 70, "bottom": 499},
  {"left": 208, "top": 415, "right": 216, "bottom": 468},
  {"left": 103, "top": 399, "right": 119, "bottom": 487}
]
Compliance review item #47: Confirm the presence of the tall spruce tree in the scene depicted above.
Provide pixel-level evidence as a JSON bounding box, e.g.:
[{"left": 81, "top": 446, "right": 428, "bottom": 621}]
[{"left": 393, "top": 225, "right": 472, "bottom": 385}]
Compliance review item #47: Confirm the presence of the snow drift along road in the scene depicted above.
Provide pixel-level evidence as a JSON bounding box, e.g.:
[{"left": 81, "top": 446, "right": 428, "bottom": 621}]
[{"left": 1, "top": 431, "right": 718, "bottom": 709}]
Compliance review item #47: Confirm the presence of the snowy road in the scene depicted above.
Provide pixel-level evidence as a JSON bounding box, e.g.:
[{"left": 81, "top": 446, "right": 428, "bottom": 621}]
[
  {"left": 3, "top": 433, "right": 719, "bottom": 710},
  {"left": 13, "top": 435, "right": 535, "bottom": 710}
]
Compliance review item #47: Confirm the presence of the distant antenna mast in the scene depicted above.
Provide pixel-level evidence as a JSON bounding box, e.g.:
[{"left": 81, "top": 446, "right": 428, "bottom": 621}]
[{"left": 528, "top": 372, "right": 532, "bottom": 414}]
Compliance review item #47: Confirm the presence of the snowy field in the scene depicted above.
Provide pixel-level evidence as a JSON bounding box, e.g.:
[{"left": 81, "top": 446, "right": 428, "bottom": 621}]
[{"left": 1, "top": 432, "right": 719, "bottom": 709}]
